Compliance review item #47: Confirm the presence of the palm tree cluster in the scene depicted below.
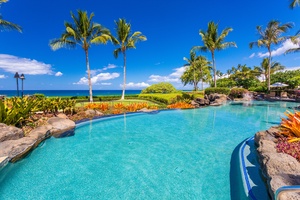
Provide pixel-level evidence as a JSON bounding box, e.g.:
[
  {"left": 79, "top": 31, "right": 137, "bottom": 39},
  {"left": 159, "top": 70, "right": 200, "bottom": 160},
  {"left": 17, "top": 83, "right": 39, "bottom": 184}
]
[
  {"left": 50, "top": 11, "right": 146, "bottom": 102},
  {"left": 181, "top": 15, "right": 298, "bottom": 92}
]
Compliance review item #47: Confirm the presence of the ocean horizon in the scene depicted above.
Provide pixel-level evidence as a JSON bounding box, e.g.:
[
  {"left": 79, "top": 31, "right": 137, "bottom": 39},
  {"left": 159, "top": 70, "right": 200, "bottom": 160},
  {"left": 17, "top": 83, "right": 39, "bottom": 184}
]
[{"left": 0, "top": 90, "right": 142, "bottom": 97}]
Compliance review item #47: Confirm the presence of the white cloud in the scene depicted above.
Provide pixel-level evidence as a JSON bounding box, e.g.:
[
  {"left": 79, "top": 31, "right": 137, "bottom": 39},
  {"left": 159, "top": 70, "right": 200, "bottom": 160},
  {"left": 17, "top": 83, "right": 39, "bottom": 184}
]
[
  {"left": 90, "top": 64, "right": 118, "bottom": 76},
  {"left": 101, "top": 83, "right": 112, "bottom": 86},
  {"left": 0, "top": 54, "right": 53, "bottom": 75},
  {"left": 73, "top": 72, "right": 120, "bottom": 85},
  {"left": 258, "top": 39, "right": 300, "bottom": 58},
  {"left": 284, "top": 66, "right": 300, "bottom": 71},
  {"left": 103, "top": 64, "right": 117, "bottom": 71},
  {"left": 0, "top": 75, "right": 7, "bottom": 79},
  {"left": 120, "top": 82, "right": 150, "bottom": 88},
  {"left": 148, "top": 66, "right": 187, "bottom": 83},
  {"left": 249, "top": 53, "right": 255, "bottom": 58},
  {"left": 55, "top": 71, "right": 63, "bottom": 76}
]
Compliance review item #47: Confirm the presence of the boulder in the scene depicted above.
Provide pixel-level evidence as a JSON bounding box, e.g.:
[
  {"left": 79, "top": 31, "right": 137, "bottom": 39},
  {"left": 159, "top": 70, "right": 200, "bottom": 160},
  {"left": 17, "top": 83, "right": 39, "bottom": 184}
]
[
  {"left": 195, "top": 98, "right": 209, "bottom": 106},
  {"left": 0, "top": 123, "right": 24, "bottom": 142},
  {"left": 85, "top": 109, "right": 104, "bottom": 118},
  {"left": 0, "top": 137, "right": 36, "bottom": 162},
  {"left": 208, "top": 94, "right": 228, "bottom": 105},
  {"left": 47, "top": 117, "right": 76, "bottom": 138},
  {"left": 255, "top": 128, "right": 300, "bottom": 199},
  {"left": 57, "top": 113, "right": 68, "bottom": 119}
]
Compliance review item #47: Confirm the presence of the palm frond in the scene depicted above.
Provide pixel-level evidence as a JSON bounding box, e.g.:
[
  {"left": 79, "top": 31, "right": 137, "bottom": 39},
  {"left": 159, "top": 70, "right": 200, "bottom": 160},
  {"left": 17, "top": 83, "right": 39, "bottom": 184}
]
[
  {"left": 0, "top": 18, "right": 22, "bottom": 32},
  {"left": 290, "top": 0, "right": 300, "bottom": 9},
  {"left": 49, "top": 39, "right": 76, "bottom": 50}
]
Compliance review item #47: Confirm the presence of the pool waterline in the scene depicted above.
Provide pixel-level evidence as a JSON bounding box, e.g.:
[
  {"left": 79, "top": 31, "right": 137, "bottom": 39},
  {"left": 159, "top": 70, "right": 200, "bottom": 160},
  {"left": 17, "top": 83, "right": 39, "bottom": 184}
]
[{"left": 0, "top": 101, "right": 298, "bottom": 199}]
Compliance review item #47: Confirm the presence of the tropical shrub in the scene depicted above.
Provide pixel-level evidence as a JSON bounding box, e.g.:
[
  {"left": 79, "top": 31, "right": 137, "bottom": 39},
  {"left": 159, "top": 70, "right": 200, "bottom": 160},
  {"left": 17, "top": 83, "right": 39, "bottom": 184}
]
[
  {"left": 85, "top": 103, "right": 109, "bottom": 112},
  {"left": 216, "top": 78, "right": 236, "bottom": 88},
  {"left": 33, "top": 93, "right": 46, "bottom": 98},
  {"left": 141, "top": 82, "right": 177, "bottom": 94},
  {"left": 229, "top": 88, "right": 248, "bottom": 98},
  {"left": 0, "top": 97, "right": 40, "bottom": 127},
  {"left": 167, "top": 102, "right": 195, "bottom": 109},
  {"left": 39, "top": 98, "right": 76, "bottom": 114},
  {"left": 248, "top": 85, "right": 267, "bottom": 93},
  {"left": 205, "top": 87, "right": 230, "bottom": 95},
  {"left": 280, "top": 110, "right": 300, "bottom": 142},
  {"left": 138, "top": 95, "right": 169, "bottom": 104}
]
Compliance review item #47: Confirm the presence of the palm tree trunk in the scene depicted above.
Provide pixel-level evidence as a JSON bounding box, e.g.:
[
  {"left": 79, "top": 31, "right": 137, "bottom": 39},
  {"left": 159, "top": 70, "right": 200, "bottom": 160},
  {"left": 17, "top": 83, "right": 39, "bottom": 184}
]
[
  {"left": 212, "top": 51, "right": 216, "bottom": 87},
  {"left": 268, "top": 48, "right": 272, "bottom": 92},
  {"left": 201, "top": 69, "right": 204, "bottom": 91},
  {"left": 85, "top": 49, "right": 93, "bottom": 102},
  {"left": 121, "top": 51, "right": 126, "bottom": 100}
]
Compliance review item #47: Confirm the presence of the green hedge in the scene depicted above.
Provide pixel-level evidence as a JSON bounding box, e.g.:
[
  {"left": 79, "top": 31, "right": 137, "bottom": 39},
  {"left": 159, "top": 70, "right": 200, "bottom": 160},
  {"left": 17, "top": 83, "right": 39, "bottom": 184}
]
[
  {"left": 204, "top": 87, "right": 230, "bottom": 95},
  {"left": 138, "top": 95, "right": 169, "bottom": 104}
]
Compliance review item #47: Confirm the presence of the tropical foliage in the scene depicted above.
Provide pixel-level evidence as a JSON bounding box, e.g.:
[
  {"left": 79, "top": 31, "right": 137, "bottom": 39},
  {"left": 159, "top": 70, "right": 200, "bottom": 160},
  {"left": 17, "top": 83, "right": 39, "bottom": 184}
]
[
  {"left": 112, "top": 18, "right": 147, "bottom": 100},
  {"left": 85, "top": 102, "right": 157, "bottom": 114},
  {"left": 204, "top": 87, "right": 230, "bottom": 95},
  {"left": 141, "top": 82, "right": 177, "bottom": 94},
  {"left": 167, "top": 102, "right": 195, "bottom": 109},
  {"left": 271, "top": 69, "right": 300, "bottom": 89},
  {"left": 192, "top": 21, "right": 236, "bottom": 87},
  {"left": 50, "top": 10, "right": 112, "bottom": 102},
  {"left": 280, "top": 110, "right": 300, "bottom": 142},
  {"left": 249, "top": 20, "right": 293, "bottom": 91},
  {"left": 0, "top": 97, "right": 39, "bottom": 127}
]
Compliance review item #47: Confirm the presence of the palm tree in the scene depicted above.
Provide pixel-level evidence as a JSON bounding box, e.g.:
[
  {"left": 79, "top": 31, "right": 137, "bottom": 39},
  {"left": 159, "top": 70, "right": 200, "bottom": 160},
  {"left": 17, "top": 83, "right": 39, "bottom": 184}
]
[
  {"left": 183, "top": 51, "right": 198, "bottom": 91},
  {"left": 182, "top": 52, "right": 211, "bottom": 91},
  {"left": 249, "top": 20, "right": 293, "bottom": 91},
  {"left": 112, "top": 18, "right": 146, "bottom": 100},
  {"left": 249, "top": 20, "right": 292, "bottom": 91},
  {"left": 49, "top": 10, "right": 112, "bottom": 102},
  {"left": 254, "top": 58, "right": 285, "bottom": 82},
  {"left": 0, "top": 0, "right": 21, "bottom": 32},
  {"left": 192, "top": 21, "right": 236, "bottom": 88}
]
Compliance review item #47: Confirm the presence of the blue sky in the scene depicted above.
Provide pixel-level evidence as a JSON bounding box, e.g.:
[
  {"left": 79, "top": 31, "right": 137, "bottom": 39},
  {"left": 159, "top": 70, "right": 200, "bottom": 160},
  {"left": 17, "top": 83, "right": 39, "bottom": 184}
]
[{"left": 0, "top": 0, "right": 300, "bottom": 90}]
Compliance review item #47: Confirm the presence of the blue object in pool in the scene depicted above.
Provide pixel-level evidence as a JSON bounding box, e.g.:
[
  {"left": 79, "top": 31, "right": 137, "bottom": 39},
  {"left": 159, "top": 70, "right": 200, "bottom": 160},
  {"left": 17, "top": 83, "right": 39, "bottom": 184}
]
[{"left": 0, "top": 101, "right": 297, "bottom": 199}]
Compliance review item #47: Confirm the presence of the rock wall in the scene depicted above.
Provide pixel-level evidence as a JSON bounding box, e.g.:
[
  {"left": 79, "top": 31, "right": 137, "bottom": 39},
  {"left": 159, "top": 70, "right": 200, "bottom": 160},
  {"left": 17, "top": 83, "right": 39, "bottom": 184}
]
[
  {"left": 255, "top": 127, "right": 300, "bottom": 200},
  {"left": 0, "top": 117, "right": 75, "bottom": 165}
]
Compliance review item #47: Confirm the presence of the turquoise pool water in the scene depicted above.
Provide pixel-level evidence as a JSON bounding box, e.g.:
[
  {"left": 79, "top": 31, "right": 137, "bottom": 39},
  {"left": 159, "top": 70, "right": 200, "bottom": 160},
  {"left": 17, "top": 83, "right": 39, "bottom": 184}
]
[{"left": 0, "top": 101, "right": 298, "bottom": 200}]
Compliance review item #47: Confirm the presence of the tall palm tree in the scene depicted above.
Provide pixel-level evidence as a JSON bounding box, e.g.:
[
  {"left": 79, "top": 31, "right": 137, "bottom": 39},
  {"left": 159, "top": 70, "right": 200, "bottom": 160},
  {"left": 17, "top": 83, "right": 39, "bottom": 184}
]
[
  {"left": 249, "top": 20, "right": 292, "bottom": 91},
  {"left": 192, "top": 21, "right": 236, "bottom": 88},
  {"left": 254, "top": 58, "right": 285, "bottom": 82},
  {"left": 50, "top": 10, "right": 112, "bottom": 102},
  {"left": 0, "top": 0, "right": 21, "bottom": 32},
  {"left": 112, "top": 18, "right": 146, "bottom": 100}
]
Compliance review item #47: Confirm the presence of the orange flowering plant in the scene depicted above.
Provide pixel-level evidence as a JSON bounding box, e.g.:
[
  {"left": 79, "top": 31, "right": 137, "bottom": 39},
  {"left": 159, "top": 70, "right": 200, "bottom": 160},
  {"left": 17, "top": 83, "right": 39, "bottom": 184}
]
[{"left": 280, "top": 110, "right": 300, "bottom": 142}]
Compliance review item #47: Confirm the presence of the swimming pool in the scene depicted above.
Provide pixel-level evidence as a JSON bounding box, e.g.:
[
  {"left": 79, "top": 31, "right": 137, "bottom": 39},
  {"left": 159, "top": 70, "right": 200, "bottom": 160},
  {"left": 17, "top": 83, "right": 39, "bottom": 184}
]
[{"left": 0, "top": 101, "right": 297, "bottom": 199}]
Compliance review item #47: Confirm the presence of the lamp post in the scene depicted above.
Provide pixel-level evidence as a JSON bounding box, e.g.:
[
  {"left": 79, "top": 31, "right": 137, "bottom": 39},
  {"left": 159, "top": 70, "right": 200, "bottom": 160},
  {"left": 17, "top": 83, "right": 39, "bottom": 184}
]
[
  {"left": 20, "top": 74, "right": 25, "bottom": 98},
  {"left": 14, "top": 72, "right": 20, "bottom": 97}
]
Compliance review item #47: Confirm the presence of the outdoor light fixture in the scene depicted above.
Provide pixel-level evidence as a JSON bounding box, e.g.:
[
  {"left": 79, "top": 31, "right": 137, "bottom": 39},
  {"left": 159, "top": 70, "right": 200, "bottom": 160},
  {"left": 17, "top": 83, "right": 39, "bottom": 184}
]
[
  {"left": 20, "top": 74, "right": 25, "bottom": 98},
  {"left": 14, "top": 72, "right": 20, "bottom": 97}
]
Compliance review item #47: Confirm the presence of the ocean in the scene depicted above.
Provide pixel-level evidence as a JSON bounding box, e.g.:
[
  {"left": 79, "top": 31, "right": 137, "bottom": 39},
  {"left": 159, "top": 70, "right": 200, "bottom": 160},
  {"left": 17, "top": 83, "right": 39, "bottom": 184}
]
[{"left": 0, "top": 90, "right": 142, "bottom": 97}]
